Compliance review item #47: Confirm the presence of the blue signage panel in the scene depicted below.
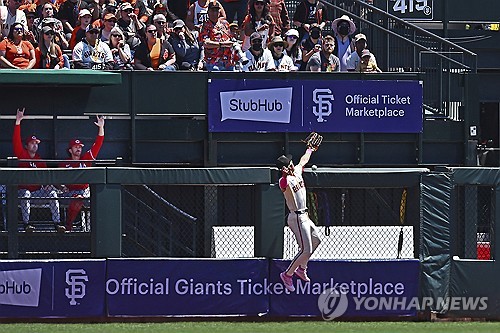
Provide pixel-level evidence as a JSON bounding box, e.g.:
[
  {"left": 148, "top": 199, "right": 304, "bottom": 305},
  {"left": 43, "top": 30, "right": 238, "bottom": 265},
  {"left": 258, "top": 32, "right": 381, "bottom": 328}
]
[
  {"left": 270, "top": 259, "right": 420, "bottom": 318},
  {"left": 106, "top": 258, "right": 268, "bottom": 316},
  {"left": 0, "top": 260, "right": 106, "bottom": 318},
  {"left": 208, "top": 79, "right": 423, "bottom": 133}
]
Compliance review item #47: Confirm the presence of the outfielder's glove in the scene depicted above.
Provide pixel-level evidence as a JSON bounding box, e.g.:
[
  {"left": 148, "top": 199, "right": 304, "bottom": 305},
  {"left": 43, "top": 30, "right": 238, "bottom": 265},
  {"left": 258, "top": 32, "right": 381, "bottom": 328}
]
[{"left": 303, "top": 132, "right": 323, "bottom": 151}]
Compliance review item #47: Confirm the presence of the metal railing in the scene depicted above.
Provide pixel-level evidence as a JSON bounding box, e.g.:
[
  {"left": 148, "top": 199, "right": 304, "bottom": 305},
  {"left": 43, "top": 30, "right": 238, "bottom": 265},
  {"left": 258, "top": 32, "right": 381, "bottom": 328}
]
[
  {"left": 321, "top": 0, "right": 477, "bottom": 119},
  {"left": 122, "top": 185, "right": 198, "bottom": 257}
]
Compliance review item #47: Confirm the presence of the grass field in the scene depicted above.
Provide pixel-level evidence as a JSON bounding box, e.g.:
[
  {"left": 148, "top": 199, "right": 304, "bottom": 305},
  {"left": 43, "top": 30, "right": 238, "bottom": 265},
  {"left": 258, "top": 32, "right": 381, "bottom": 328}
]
[{"left": 1, "top": 321, "right": 499, "bottom": 333}]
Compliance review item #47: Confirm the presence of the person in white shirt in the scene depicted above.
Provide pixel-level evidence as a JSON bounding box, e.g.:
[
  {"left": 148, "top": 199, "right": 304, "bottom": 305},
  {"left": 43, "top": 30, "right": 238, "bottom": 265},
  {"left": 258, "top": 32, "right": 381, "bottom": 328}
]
[
  {"left": 241, "top": 32, "right": 275, "bottom": 71},
  {"left": 0, "top": 0, "right": 27, "bottom": 39},
  {"left": 73, "top": 25, "right": 113, "bottom": 70},
  {"left": 268, "top": 35, "right": 295, "bottom": 72}
]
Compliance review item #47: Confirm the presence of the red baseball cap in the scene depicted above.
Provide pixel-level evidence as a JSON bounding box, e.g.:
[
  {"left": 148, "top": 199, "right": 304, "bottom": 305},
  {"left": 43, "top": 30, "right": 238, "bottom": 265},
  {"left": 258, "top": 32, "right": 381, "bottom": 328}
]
[
  {"left": 25, "top": 135, "right": 41, "bottom": 145},
  {"left": 68, "top": 139, "right": 84, "bottom": 148}
]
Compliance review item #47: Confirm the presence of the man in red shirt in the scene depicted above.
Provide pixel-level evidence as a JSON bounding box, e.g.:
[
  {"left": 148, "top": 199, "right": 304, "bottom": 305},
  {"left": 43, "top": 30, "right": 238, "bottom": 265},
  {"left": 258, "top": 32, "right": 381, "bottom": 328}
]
[
  {"left": 13, "top": 108, "right": 63, "bottom": 233},
  {"left": 60, "top": 115, "right": 105, "bottom": 231}
]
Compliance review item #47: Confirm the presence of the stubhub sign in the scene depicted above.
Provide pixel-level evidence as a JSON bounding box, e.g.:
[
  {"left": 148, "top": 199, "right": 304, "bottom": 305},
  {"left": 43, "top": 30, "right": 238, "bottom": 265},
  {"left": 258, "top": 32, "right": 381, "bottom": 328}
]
[
  {"left": 0, "top": 269, "right": 41, "bottom": 307},
  {"left": 209, "top": 79, "right": 423, "bottom": 133},
  {"left": 220, "top": 88, "right": 292, "bottom": 123}
]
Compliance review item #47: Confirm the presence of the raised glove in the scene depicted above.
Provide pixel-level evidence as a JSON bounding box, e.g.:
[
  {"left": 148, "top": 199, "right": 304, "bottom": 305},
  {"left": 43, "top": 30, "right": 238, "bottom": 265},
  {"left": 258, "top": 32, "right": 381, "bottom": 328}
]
[{"left": 303, "top": 132, "right": 323, "bottom": 151}]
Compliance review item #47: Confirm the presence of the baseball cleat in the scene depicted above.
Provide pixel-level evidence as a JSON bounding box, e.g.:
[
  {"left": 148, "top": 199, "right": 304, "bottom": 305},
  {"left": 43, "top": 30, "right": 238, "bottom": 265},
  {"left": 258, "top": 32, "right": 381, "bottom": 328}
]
[
  {"left": 280, "top": 272, "right": 295, "bottom": 292},
  {"left": 294, "top": 267, "right": 310, "bottom": 282}
]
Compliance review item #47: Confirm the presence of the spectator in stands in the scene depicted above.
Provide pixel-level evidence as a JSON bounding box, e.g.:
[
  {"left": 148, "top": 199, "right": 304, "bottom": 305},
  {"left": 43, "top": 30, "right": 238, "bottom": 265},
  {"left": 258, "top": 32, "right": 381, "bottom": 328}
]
[
  {"left": 58, "top": 0, "right": 80, "bottom": 34},
  {"left": 69, "top": 8, "right": 92, "bottom": 50},
  {"left": 0, "top": 0, "right": 28, "bottom": 39},
  {"left": 23, "top": 8, "right": 37, "bottom": 46},
  {"left": 298, "top": 22, "right": 321, "bottom": 71},
  {"left": 268, "top": 35, "right": 294, "bottom": 71},
  {"left": 107, "top": 26, "right": 132, "bottom": 69},
  {"left": 0, "top": 23, "right": 36, "bottom": 69},
  {"left": 72, "top": 24, "right": 114, "bottom": 69},
  {"left": 186, "top": 0, "right": 226, "bottom": 32},
  {"left": 268, "top": 0, "right": 289, "bottom": 37},
  {"left": 13, "top": 108, "right": 64, "bottom": 233},
  {"left": 152, "top": 13, "right": 168, "bottom": 41},
  {"left": 127, "top": 0, "right": 150, "bottom": 24},
  {"left": 35, "top": 25, "right": 65, "bottom": 68},
  {"left": 241, "top": 31, "right": 274, "bottom": 71},
  {"left": 283, "top": 28, "right": 301, "bottom": 70},
  {"left": 98, "top": 12, "right": 117, "bottom": 42},
  {"left": 292, "top": 0, "right": 328, "bottom": 42},
  {"left": 331, "top": 14, "right": 356, "bottom": 72},
  {"left": 134, "top": 23, "right": 176, "bottom": 70},
  {"left": 198, "top": 1, "right": 234, "bottom": 71},
  {"left": 169, "top": 18, "right": 200, "bottom": 70},
  {"left": 306, "top": 34, "right": 340, "bottom": 72},
  {"left": 221, "top": 0, "right": 246, "bottom": 28},
  {"left": 60, "top": 116, "right": 105, "bottom": 232},
  {"left": 346, "top": 33, "right": 379, "bottom": 72},
  {"left": 116, "top": 1, "right": 145, "bottom": 53},
  {"left": 356, "top": 49, "right": 381, "bottom": 73},
  {"left": 35, "top": 4, "right": 68, "bottom": 50},
  {"left": 241, "top": 0, "right": 274, "bottom": 51}
]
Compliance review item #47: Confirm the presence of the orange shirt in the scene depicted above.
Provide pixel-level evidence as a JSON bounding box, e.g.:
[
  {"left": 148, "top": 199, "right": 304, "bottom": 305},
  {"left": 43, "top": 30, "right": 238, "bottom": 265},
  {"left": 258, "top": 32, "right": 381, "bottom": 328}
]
[{"left": 0, "top": 39, "right": 34, "bottom": 69}]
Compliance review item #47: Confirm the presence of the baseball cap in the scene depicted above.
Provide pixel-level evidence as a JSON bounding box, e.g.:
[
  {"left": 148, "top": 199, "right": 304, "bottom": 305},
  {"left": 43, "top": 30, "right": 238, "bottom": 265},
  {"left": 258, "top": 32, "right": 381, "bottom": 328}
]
[
  {"left": 86, "top": 24, "right": 100, "bottom": 33},
  {"left": 119, "top": 2, "right": 134, "bottom": 11},
  {"left": 78, "top": 9, "right": 92, "bottom": 18},
  {"left": 354, "top": 33, "right": 367, "bottom": 42},
  {"left": 276, "top": 154, "right": 292, "bottom": 170},
  {"left": 250, "top": 31, "right": 263, "bottom": 42},
  {"left": 25, "top": 135, "right": 40, "bottom": 145},
  {"left": 41, "top": 25, "right": 54, "bottom": 34},
  {"left": 104, "top": 13, "right": 117, "bottom": 21},
  {"left": 284, "top": 28, "right": 299, "bottom": 38},
  {"left": 172, "top": 19, "right": 184, "bottom": 29},
  {"left": 68, "top": 139, "right": 84, "bottom": 148},
  {"left": 154, "top": 14, "right": 167, "bottom": 23}
]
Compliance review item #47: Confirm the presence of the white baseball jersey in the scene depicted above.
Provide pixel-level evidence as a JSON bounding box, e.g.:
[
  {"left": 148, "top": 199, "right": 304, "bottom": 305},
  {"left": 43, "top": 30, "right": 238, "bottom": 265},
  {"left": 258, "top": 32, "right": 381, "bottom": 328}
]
[
  {"left": 193, "top": 1, "right": 208, "bottom": 27},
  {"left": 241, "top": 48, "right": 275, "bottom": 72},
  {"left": 73, "top": 38, "right": 113, "bottom": 70},
  {"left": 0, "top": 7, "right": 27, "bottom": 38},
  {"left": 279, "top": 167, "right": 307, "bottom": 212}
]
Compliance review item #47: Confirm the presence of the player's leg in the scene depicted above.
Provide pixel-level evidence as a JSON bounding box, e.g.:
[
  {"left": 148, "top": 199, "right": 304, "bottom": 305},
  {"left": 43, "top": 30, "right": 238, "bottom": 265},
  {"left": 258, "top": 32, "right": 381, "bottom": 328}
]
[{"left": 18, "top": 189, "right": 33, "bottom": 231}]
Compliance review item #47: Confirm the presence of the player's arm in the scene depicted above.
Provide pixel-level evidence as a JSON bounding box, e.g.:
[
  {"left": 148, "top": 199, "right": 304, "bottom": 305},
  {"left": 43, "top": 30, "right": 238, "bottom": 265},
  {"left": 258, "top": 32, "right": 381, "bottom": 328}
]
[
  {"left": 296, "top": 148, "right": 313, "bottom": 169},
  {"left": 12, "top": 108, "right": 25, "bottom": 157}
]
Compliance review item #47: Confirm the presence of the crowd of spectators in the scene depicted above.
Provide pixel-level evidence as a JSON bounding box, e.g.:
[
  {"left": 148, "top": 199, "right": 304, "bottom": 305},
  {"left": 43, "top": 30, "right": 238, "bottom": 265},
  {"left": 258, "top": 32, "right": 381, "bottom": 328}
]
[{"left": 0, "top": 0, "right": 381, "bottom": 72}]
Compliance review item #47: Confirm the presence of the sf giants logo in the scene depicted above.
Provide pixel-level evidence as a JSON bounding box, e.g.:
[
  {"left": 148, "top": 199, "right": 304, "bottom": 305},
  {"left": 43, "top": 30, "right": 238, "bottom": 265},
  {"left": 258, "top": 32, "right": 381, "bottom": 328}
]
[
  {"left": 312, "top": 88, "right": 334, "bottom": 123},
  {"left": 65, "top": 269, "right": 88, "bottom": 305}
]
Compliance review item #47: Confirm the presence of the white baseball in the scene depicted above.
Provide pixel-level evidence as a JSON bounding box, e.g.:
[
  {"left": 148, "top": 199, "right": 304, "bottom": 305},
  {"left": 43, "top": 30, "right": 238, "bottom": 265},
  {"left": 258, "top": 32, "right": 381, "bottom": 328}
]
[{"left": 312, "top": 165, "right": 317, "bottom": 170}]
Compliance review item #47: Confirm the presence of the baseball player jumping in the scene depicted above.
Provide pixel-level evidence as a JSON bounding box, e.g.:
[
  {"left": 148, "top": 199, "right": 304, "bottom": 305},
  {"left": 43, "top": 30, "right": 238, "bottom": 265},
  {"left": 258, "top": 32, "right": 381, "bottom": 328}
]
[{"left": 277, "top": 132, "right": 322, "bottom": 292}]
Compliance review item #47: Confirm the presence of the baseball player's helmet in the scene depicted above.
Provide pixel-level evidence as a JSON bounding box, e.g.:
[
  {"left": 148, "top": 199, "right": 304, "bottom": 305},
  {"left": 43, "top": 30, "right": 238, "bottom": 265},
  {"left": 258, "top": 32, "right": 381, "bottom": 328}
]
[{"left": 276, "top": 154, "right": 292, "bottom": 170}]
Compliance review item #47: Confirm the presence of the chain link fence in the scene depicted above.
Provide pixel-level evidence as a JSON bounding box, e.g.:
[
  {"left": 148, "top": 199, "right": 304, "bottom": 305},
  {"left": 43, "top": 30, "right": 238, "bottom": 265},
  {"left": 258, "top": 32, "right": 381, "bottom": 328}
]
[
  {"left": 457, "top": 185, "right": 494, "bottom": 260},
  {"left": 283, "top": 187, "right": 416, "bottom": 259},
  {"left": 136, "top": 184, "right": 417, "bottom": 260}
]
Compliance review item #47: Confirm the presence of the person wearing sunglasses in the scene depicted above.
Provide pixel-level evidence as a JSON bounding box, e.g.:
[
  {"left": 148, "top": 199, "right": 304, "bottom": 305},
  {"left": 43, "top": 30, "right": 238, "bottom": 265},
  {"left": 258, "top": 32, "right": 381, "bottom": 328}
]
[
  {"left": 35, "top": 25, "right": 65, "bottom": 69},
  {"left": 283, "top": 28, "right": 301, "bottom": 70},
  {"left": 107, "top": 26, "right": 132, "bottom": 70},
  {"left": 0, "top": 23, "right": 36, "bottom": 69},
  {"left": 242, "top": 0, "right": 275, "bottom": 51},
  {"left": 0, "top": 0, "right": 29, "bottom": 39},
  {"left": 168, "top": 18, "right": 201, "bottom": 70},
  {"left": 34, "top": 3, "right": 69, "bottom": 50},
  {"left": 134, "top": 23, "right": 176, "bottom": 71},
  {"left": 268, "top": 35, "right": 294, "bottom": 71},
  {"left": 72, "top": 24, "right": 113, "bottom": 70}
]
